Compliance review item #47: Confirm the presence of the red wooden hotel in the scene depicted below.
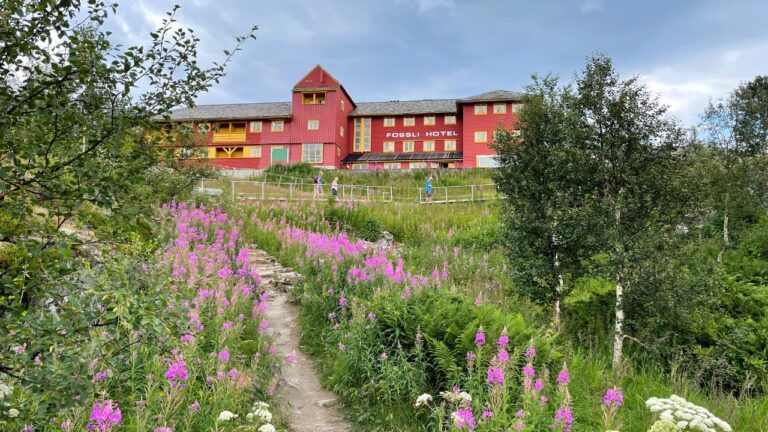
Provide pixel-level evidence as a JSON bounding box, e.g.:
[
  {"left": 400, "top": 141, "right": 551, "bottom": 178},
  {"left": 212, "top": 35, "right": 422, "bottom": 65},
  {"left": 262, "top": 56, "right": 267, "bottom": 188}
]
[{"left": 165, "top": 65, "right": 523, "bottom": 170}]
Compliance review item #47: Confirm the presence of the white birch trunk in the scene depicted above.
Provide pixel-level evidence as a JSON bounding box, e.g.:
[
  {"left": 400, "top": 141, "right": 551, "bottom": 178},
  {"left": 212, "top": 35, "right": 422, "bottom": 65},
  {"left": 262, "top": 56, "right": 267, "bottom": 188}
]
[{"left": 612, "top": 202, "right": 624, "bottom": 369}]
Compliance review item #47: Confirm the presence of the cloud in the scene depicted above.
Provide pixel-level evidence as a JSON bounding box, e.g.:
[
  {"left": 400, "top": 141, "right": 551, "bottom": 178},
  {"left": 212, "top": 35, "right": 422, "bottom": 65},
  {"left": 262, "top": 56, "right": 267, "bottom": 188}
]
[
  {"left": 397, "top": 0, "right": 457, "bottom": 13},
  {"left": 581, "top": 0, "right": 604, "bottom": 13},
  {"left": 638, "top": 40, "right": 768, "bottom": 125}
]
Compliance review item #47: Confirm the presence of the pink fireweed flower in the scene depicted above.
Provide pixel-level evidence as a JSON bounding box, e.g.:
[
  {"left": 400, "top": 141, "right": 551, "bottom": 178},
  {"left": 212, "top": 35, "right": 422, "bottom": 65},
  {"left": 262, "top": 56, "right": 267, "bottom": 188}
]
[
  {"left": 497, "top": 329, "right": 509, "bottom": 348},
  {"left": 602, "top": 387, "right": 624, "bottom": 407},
  {"left": 188, "top": 400, "right": 200, "bottom": 412},
  {"left": 516, "top": 410, "right": 525, "bottom": 418},
  {"left": 180, "top": 333, "right": 195, "bottom": 343},
  {"left": 402, "top": 288, "right": 412, "bottom": 299},
  {"left": 452, "top": 407, "right": 476, "bottom": 429},
  {"left": 474, "top": 296, "right": 481, "bottom": 306},
  {"left": 154, "top": 427, "right": 172, "bottom": 432},
  {"left": 367, "top": 312, "right": 376, "bottom": 321},
  {"left": 165, "top": 358, "right": 188, "bottom": 386},
  {"left": 497, "top": 349, "right": 509, "bottom": 364},
  {"left": 540, "top": 396, "right": 548, "bottom": 405},
  {"left": 60, "top": 420, "right": 74, "bottom": 431},
  {"left": 552, "top": 406, "right": 574, "bottom": 432},
  {"left": 258, "top": 320, "right": 269, "bottom": 332},
  {"left": 216, "top": 371, "right": 225, "bottom": 380},
  {"left": 338, "top": 342, "right": 346, "bottom": 351},
  {"left": 88, "top": 400, "right": 122, "bottom": 431},
  {"left": 339, "top": 296, "right": 347, "bottom": 308},
  {"left": 286, "top": 353, "right": 297, "bottom": 364},
  {"left": 487, "top": 365, "right": 504, "bottom": 385},
  {"left": 466, "top": 352, "right": 476, "bottom": 362},
  {"left": 328, "top": 311, "right": 337, "bottom": 320},
  {"left": 557, "top": 370, "right": 570, "bottom": 385},
  {"left": 522, "top": 365, "right": 535, "bottom": 377},
  {"left": 524, "top": 346, "right": 536, "bottom": 359},
  {"left": 228, "top": 368, "right": 239, "bottom": 380},
  {"left": 221, "top": 321, "right": 233, "bottom": 331},
  {"left": 534, "top": 379, "right": 543, "bottom": 391},
  {"left": 217, "top": 349, "right": 230, "bottom": 362},
  {"left": 513, "top": 420, "right": 524, "bottom": 430},
  {"left": 92, "top": 369, "right": 111, "bottom": 382},
  {"left": 481, "top": 410, "right": 493, "bottom": 419},
  {"left": 23, "top": 425, "right": 33, "bottom": 432},
  {"left": 475, "top": 327, "right": 486, "bottom": 346}
]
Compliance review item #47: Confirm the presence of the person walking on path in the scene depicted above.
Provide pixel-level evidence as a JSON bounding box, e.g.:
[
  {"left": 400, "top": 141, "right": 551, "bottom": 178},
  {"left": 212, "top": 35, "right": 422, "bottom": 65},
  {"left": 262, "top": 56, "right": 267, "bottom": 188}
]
[
  {"left": 331, "top": 177, "right": 339, "bottom": 198},
  {"left": 425, "top": 175, "right": 433, "bottom": 203},
  {"left": 313, "top": 171, "right": 324, "bottom": 200}
]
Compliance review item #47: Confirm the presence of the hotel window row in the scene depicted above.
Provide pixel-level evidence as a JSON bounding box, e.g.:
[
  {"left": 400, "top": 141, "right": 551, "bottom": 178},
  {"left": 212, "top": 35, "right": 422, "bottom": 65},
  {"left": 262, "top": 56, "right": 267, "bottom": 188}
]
[
  {"left": 474, "top": 103, "right": 525, "bottom": 115},
  {"left": 382, "top": 115, "right": 456, "bottom": 127},
  {"left": 381, "top": 139, "right": 457, "bottom": 153},
  {"left": 247, "top": 121, "right": 285, "bottom": 133}
]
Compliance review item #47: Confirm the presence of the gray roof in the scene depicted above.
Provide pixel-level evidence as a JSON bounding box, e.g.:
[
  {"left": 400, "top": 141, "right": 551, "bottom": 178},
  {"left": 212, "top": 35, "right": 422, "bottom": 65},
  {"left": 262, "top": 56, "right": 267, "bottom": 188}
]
[
  {"left": 349, "top": 99, "right": 457, "bottom": 116},
  {"left": 342, "top": 151, "right": 463, "bottom": 163},
  {"left": 160, "top": 102, "right": 292, "bottom": 121},
  {"left": 458, "top": 90, "right": 524, "bottom": 103}
]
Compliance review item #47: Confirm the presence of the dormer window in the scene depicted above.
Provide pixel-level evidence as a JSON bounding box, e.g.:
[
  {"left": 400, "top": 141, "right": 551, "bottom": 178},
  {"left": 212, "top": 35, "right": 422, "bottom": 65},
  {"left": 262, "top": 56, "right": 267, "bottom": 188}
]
[{"left": 302, "top": 92, "right": 326, "bottom": 104}]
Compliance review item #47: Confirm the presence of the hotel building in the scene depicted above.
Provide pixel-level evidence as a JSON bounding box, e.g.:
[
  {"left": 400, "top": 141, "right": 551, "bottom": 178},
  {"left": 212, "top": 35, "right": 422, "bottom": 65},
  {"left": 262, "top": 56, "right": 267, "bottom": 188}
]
[{"left": 164, "top": 65, "right": 523, "bottom": 170}]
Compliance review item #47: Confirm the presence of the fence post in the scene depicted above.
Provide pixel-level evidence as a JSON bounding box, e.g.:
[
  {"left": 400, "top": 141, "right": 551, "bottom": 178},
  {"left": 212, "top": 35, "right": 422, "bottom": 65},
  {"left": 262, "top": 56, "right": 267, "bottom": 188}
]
[
  {"left": 231, "top": 181, "right": 236, "bottom": 205},
  {"left": 261, "top": 182, "right": 265, "bottom": 200},
  {"left": 419, "top": 188, "right": 422, "bottom": 203},
  {"left": 289, "top": 184, "right": 293, "bottom": 200},
  {"left": 366, "top": 186, "right": 370, "bottom": 201},
  {"left": 445, "top": 187, "right": 448, "bottom": 203},
  {"left": 471, "top": 185, "right": 475, "bottom": 202},
  {"left": 390, "top": 186, "right": 393, "bottom": 202}
]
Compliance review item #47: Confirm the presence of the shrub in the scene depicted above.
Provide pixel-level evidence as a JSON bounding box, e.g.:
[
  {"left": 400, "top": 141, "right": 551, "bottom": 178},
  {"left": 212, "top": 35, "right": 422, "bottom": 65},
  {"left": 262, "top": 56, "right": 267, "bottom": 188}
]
[{"left": 359, "top": 217, "right": 382, "bottom": 242}]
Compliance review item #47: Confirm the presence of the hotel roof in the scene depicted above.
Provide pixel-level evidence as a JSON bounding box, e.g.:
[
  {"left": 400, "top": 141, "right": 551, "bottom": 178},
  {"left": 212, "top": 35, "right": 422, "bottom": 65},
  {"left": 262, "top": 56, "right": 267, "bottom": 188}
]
[{"left": 161, "top": 89, "right": 524, "bottom": 121}]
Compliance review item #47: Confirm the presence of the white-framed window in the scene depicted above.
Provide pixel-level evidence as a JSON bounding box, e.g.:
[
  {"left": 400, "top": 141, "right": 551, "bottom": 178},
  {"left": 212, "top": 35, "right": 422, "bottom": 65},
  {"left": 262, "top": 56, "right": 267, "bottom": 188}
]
[
  {"left": 493, "top": 103, "right": 507, "bottom": 114},
  {"left": 249, "top": 146, "right": 262, "bottom": 158},
  {"left": 383, "top": 162, "right": 400, "bottom": 170},
  {"left": 307, "top": 119, "right": 319, "bottom": 130},
  {"left": 512, "top": 103, "right": 524, "bottom": 113},
  {"left": 424, "top": 116, "right": 435, "bottom": 126},
  {"left": 409, "top": 162, "right": 427, "bottom": 169},
  {"left": 249, "top": 121, "right": 262, "bottom": 133},
  {"left": 403, "top": 117, "right": 415, "bottom": 127},
  {"left": 423, "top": 140, "right": 435, "bottom": 152},
  {"left": 474, "top": 131, "right": 488, "bottom": 143},
  {"left": 444, "top": 140, "right": 457, "bottom": 151},
  {"left": 352, "top": 164, "right": 368, "bottom": 170},
  {"left": 444, "top": 115, "right": 456, "bottom": 125},
  {"left": 383, "top": 141, "right": 395, "bottom": 153},
  {"left": 384, "top": 117, "right": 396, "bottom": 127},
  {"left": 302, "top": 143, "right": 323, "bottom": 163},
  {"left": 271, "top": 120, "right": 284, "bottom": 132},
  {"left": 340, "top": 125, "right": 344, "bottom": 137},
  {"left": 474, "top": 104, "right": 487, "bottom": 115},
  {"left": 403, "top": 141, "right": 414, "bottom": 152},
  {"left": 477, "top": 155, "right": 500, "bottom": 168}
]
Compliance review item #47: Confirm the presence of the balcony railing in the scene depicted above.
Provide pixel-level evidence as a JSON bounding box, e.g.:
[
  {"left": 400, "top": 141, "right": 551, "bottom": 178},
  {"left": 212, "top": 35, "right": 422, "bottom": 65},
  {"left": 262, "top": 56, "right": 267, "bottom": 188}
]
[{"left": 212, "top": 131, "right": 246, "bottom": 143}]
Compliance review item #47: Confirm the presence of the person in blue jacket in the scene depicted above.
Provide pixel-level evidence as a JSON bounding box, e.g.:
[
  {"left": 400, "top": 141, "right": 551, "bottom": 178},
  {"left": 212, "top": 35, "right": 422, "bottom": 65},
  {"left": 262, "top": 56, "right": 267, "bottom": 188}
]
[{"left": 425, "top": 175, "right": 433, "bottom": 203}]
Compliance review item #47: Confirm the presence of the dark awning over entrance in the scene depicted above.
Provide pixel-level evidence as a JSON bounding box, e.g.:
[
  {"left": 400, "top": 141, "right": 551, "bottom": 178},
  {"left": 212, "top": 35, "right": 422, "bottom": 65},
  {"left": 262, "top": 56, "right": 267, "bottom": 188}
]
[{"left": 342, "top": 151, "right": 463, "bottom": 163}]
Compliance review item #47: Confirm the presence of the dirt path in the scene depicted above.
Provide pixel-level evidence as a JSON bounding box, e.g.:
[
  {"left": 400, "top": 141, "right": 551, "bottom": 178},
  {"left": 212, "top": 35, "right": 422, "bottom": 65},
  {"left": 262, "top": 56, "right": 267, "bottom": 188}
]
[{"left": 249, "top": 249, "right": 350, "bottom": 432}]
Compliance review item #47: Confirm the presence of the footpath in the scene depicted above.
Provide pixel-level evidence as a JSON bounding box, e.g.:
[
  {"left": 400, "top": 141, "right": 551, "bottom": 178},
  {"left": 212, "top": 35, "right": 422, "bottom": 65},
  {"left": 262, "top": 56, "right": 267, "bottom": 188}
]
[{"left": 249, "top": 249, "right": 350, "bottom": 432}]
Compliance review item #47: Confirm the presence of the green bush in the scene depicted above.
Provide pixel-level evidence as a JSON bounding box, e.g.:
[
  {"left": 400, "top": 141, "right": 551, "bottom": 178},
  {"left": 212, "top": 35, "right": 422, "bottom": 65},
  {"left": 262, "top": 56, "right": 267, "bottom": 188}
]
[{"left": 359, "top": 217, "right": 382, "bottom": 242}]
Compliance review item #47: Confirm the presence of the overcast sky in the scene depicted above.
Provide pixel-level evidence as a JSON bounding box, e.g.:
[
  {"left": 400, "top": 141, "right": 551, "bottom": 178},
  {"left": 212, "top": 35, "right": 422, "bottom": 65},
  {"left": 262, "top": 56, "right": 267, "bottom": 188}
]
[{"left": 106, "top": 0, "right": 768, "bottom": 125}]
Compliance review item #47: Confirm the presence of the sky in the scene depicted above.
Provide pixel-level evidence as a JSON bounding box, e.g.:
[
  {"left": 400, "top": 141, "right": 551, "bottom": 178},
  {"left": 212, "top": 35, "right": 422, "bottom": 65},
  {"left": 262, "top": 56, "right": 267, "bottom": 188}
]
[{"left": 105, "top": 0, "right": 768, "bottom": 125}]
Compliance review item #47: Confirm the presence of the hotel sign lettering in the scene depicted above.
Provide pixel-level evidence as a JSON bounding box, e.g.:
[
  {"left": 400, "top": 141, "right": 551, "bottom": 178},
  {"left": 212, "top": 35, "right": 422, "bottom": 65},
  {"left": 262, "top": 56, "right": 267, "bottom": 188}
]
[{"left": 384, "top": 130, "right": 459, "bottom": 139}]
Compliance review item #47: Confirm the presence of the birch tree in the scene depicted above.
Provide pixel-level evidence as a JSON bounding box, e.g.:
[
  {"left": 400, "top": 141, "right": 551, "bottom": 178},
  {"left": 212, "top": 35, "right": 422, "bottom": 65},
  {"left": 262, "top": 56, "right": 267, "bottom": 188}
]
[
  {"left": 493, "top": 76, "right": 594, "bottom": 331},
  {"left": 570, "top": 55, "right": 682, "bottom": 368}
]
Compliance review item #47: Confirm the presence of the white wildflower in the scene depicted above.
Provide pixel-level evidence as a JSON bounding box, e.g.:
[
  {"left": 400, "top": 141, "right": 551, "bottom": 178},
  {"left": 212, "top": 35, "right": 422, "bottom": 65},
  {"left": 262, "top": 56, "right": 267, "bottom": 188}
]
[
  {"left": 253, "top": 407, "right": 272, "bottom": 423},
  {"left": 0, "top": 382, "right": 13, "bottom": 400},
  {"left": 217, "top": 410, "right": 238, "bottom": 421},
  {"left": 258, "top": 424, "right": 276, "bottom": 432},
  {"left": 645, "top": 395, "right": 731, "bottom": 432},
  {"left": 246, "top": 412, "right": 255, "bottom": 422},
  {"left": 8, "top": 408, "right": 20, "bottom": 418},
  {"left": 458, "top": 391, "right": 472, "bottom": 404},
  {"left": 415, "top": 393, "right": 433, "bottom": 407},
  {"left": 253, "top": 401, "right": 270, "bottom": 410}
]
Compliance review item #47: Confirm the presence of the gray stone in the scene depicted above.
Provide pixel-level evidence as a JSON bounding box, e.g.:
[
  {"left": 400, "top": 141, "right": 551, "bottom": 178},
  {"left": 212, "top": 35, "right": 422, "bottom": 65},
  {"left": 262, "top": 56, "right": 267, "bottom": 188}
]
[{"left": 316, "top": 399, "right": 337, "bottom": 408}]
